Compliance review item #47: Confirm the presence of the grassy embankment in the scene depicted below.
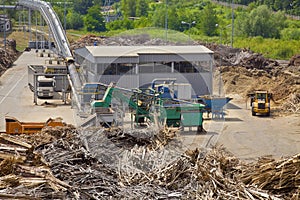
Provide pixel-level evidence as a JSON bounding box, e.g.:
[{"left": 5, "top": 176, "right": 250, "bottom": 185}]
[{"left": 2, "top": 27, "right": 300, "bottom": 60}]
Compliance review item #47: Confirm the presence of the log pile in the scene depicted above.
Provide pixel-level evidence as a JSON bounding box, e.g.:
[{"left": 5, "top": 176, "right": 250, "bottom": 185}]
[
  {"left": 69, "top": 34, "right": 105, "bottom": 50},
  {"left": 0, "top": 126, "right": 298, "bottom": 199}
]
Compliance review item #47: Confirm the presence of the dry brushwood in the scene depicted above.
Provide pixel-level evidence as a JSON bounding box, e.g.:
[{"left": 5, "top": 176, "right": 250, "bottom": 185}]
[
  {"left": 0, "top": 126, "right": 299, "bottom": 199},
  {"left": 239, "top": 153, "right": 300, "bottom": 196},
  {"left": 0, "top": 40, "right": 19, "bottom": 76},
  {"left": 282, "top": 93, "right": 300, "bottom": 113}
]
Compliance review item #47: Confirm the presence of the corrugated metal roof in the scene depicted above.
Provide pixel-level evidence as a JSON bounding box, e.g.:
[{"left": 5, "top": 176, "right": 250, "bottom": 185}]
[
  {"left": 74, "top": 46, "right": 214, "bottom": 64},
  {"left": 85, "top": 45, "right": 213, "bottom": 57}
]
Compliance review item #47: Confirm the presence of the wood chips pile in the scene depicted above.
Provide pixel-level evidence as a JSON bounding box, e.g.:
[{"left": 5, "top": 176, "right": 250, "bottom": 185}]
[
  {"left": 0, "top": 126, "right": 298, "bottom": 199},
  {"left": 282, "top": 93, "right": 300, "bottom": 113}
]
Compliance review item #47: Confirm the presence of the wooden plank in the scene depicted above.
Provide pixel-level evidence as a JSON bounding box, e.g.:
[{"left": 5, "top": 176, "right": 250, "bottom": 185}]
[{"left": 0, "top": 134, "right": 32, "bottom": 149}]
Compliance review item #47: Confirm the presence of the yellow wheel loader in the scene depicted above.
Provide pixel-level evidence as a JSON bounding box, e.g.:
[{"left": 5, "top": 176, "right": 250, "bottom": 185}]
[{"left": 248, "top": 91, "right": 272, "bottom": 116}]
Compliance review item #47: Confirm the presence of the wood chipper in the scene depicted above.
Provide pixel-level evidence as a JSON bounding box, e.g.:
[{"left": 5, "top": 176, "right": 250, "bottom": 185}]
[
  {"left": 89, "top": 81, "right": 206, "bottom": 132},
  {"left": 90, "top": 83, "right": 157, "bottom": 126}
]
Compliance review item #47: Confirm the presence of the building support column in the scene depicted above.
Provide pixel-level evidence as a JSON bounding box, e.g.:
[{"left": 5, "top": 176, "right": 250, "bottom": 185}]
[
  {"left": 209, "top": 57, "right": 213, "bottom": 95},
  {"left": 135, "top": 63, "right": 139, "bottom": 74}
]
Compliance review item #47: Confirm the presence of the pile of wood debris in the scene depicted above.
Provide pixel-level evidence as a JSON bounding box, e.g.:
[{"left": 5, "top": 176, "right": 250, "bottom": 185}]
[
  {"left": 70, "top": 34, "right": 181, "bottom": 50},
  {"left": 282, "top": 93, "right": 300, "bottom": 114},
  {"left": 0, "top": 126, "right": 298, "bottom": 199},
  {"left": 239, "top": 154, "right": 300, "bottom": 199},
  {"left": 289, "top": 54, "right": 300, "bottom": 66},
  {"left": 0, "top": 39, "right": 19, "bottom": 76}
]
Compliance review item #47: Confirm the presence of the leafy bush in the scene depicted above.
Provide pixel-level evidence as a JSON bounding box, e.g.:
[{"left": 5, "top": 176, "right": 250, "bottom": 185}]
[
  {"left": 67, "top": 12, "right": 84, "bottom": 30},
  {"left": 234, "top": 37, "right": 300, "bottom": 60},
  {"left": 235, "top": 5, "right": 286, "bottom": 38},
  {"left": 275, "top": 47, "right": 294, "bottom": 60},
  {"left": 84, "top": 6, "right": 106, "bottom": 32},
  {"left": 281, "top": 28, "right": 300, "bottom": 40},
  {"left": 106, "top": 18, "right": 134, "bottom": 31}
]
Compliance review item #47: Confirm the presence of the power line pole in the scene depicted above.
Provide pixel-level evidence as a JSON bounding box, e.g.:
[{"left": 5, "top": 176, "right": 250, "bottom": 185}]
[
  {"left": 2, "top": 0, "right": 6, "bottom": 50},
  {"left": 165, "top": 0, "right": 168, "bottom": 44},
  {"left": 231, "top": 0, "right": 234, "bottom": 48},
  {"left": 64, "top": 0, "right": 66, "bottom": 32}
]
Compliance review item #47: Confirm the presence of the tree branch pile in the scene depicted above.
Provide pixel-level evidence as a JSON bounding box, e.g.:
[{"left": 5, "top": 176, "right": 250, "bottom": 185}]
[
  {"left": 70, "top": 34, "right": 178, "bottom": 51},
  {"left": 289, "top": 54, "right": 300, "bottom": 66},
  {"left": 239, "top": 154, "right": 300, "bottom": 199},
  {"left": 0, "top": 39, "right": 19, "bottom": 76},
  {"left": 282, "top": 93, "right": 300, "bottom": 113},
  {"left": 0, "top": 126, "right": 298, "bottom": 199}
]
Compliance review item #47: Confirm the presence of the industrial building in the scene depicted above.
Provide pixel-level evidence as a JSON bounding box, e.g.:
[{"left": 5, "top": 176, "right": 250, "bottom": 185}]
[{"left": 74, "top": 45, "right": 214, "bottom": 99}]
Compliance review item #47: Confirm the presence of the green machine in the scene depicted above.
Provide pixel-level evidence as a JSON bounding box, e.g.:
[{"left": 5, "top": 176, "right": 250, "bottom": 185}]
[
  {"left": 150, "top": 79, "right": 206, "bottom": 132},
  {"left": 90, "top": 82, "right": 206, "bottom": 132},
  {"left": 156, "top": 98, "right": 205, "bottom": 132},
  {"left": 90, "top": 83, "right": 157, "bottom": 125}
]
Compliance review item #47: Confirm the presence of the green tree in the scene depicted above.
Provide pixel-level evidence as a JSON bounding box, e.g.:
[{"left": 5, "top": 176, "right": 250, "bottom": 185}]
[
  {"left": 273, "top": 0, "right": 282, "bottom": 11},
  {"left": 151, "top": 4, "right": 165, "bottom": 28},
  {"left": 199, "top": 3, "right": 218, "bottom": 36},
  {"left": 134, "top": 16, "right": 152, "bottom": 28},
  {"left": 66, "top": 11, "right": 84, "bottom": 30},
  {"left": 121, "top": 0, "right": 136, "bottom": 17},
  {"left": 236, "top": 5, "right": 286, "bottom": 38},
  {"left": 93, "top": 0, "right": 105, "bottom": 6},
  {"left": 136, "top": 0, "right": 149, "bottom": 17},
  {"left": 52, "top": 5, "right": 64, "bottom": 25},
  {"left": 235, "top": 12, "right": 251, "bottom": 37},
  {"left": 151, "top": 1, "right": 202, "bottom": 32},
  {"left": 167, "top": 6, "right": 181, "bottom": 31},
  {"left": 73, "top": 0, "right": 93, "bottom": 15},
  {"left": 106, "top": 18, "right": 134, "bottom": 30},
  {"left": 84, "top": 5, "right": 106, "bottom": 32}
]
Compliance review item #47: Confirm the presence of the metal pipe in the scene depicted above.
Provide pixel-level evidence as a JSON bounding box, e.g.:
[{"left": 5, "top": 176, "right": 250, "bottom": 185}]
[
  {"left": 68, "top": 63, "right": 82, "bottom": 110},
  {"left": 151, "top": 78, "right": 176, "bottom": 89}
]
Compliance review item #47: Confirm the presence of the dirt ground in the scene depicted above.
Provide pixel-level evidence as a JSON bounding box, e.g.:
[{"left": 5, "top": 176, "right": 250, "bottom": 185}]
[
  {"left": 212, "top": 46, "right": 300, "bottom": 160},
  {"left": 0, "top": 34, "right": 299, "bottom": 199},
  {"left": 1, "top": 34, "right": 300, "bottom": 161},
  {"left": 217, "top": 97, "right": 300, "bottom": 161}
]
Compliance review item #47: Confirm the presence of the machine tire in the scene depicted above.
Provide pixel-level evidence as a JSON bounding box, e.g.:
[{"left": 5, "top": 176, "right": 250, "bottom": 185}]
[
  {"left": 252, "top": 111, "right": 256, "bottom": 116},
  {"left": 197, "top": 125, "right": 206, "bottom": 134},
  {"left": 266, "top": 111, "right": 270, "bottom": 117}
]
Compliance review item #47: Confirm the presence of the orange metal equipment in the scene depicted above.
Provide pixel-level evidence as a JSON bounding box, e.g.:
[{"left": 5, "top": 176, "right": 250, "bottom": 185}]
[{"left": 5, "top": 116, "right": 65, "bottom": 134}]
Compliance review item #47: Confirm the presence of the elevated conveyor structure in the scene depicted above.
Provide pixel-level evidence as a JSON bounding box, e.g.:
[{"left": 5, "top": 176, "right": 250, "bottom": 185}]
[
  {"left": 17, "top": 0, "right": 83, "bottom": 110},
  {"left": 17, "top": 0, "right": 71, "bottom": 58}
]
